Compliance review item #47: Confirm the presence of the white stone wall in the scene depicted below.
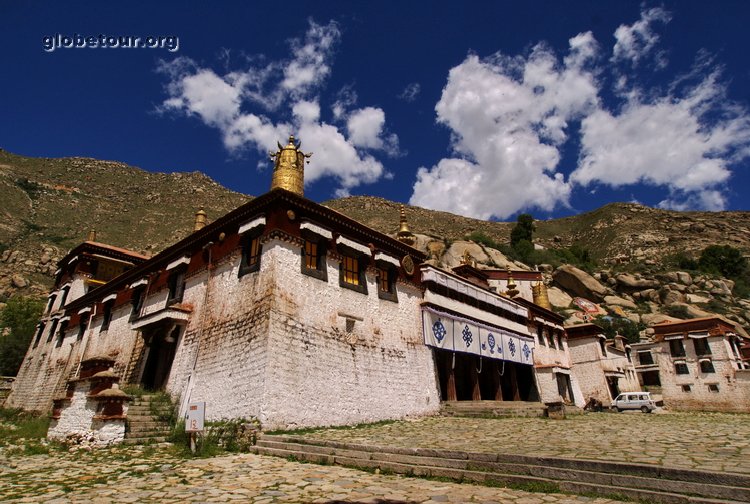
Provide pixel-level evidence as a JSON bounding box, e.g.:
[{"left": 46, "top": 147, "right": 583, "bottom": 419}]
[
  {"left": 568, "top": 338, "right": 616, "bottom": 403},
  {"left": 260, "top": 239, "right": 440, "bottom": 429},
  {"left": 654, "top": 337, "right": 750, "bottom": 412},
  {"left": 48, "top": 386, "right": 97, "bottom": 439}
]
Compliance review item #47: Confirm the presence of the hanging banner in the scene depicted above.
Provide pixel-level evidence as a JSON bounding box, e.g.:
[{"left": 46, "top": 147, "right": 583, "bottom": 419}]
[
  {"left": 422, "top": 307, "right": 534, "bottom": 365},
  {"left": 422, "top": 310, "right": 454, "bottom": 351},
  {"left": 479, "top": 327, "right": 503, "bottom": 359},
  {"left": 454, "top": 320, "right": 481, "bottom": 356}
]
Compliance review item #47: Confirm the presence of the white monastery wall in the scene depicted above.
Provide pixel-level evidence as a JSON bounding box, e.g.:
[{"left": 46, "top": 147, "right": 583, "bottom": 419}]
[
  {"left": 260, "top": 240, "right": 440, "bottom": 429},
  {"left": 568, "top": 338, "right": 615, "bottom": 403}
]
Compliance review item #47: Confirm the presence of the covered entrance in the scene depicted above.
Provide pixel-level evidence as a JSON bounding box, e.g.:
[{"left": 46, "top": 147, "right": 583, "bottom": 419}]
[
  {"left": 434, "top": 350, "right": 538, "bottom": 401},
  {"left": 129, "top": 305, "right": 191, "bottom": 391}
]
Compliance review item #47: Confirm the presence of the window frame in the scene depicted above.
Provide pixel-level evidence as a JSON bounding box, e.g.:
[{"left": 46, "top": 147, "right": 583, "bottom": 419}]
[
  {"left": 77, "top": 317, "right": 88, "bottom": 341},
  {"left": 638, "top": 351, "right": 654, "bottom": 365},
  {"left": 55, "top": 320, "right": 69, "bottom": 348},
  {"left": 32, "top": 323, "right": 46, "bottom": 349},
  {"left": 376, "top": 263, "right": 398, "bottom": 302},
  {"left": 339, "top": 250, "right": 368, "bottom": 295},
  {"left": 699, "top": 360, "right": 715, "bottom": 373},
  {"left": 46, "top": 318, "right": 59, "bottom": 344},
  {"left": 674, "top": 362, "right": 690, "bottom": 375},
  {"left": 100, "top": 300, "right": 114, "bottom": 332},
  {"left": 669, "top": 339, "right": 686, "bottom": 358},
  {"left": 301, "top": 236, "right": 328, "bottom": 281},
  {"left": 238, "top": 233, "right": 262, "bottom": 278},
  {"left": 129, "top": 286, "right": 145, "bottom": 322},
  {"left": 167, "top": 266, "right": 187, "bottom": 306},
  {"left": 693, "top": 338, "right": 712, "bottom": 356}
]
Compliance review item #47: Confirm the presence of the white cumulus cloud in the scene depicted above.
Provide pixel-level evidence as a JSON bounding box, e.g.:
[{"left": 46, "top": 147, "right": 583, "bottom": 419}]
[
  {"left": 410, "top": 33, "right": 599, "bottom": 220},
  {"left": 158, "top": 20, "right": 398, "bottom": 195},
  {"left": 612, "top": 7, "right": 671, "bottom": 67}
]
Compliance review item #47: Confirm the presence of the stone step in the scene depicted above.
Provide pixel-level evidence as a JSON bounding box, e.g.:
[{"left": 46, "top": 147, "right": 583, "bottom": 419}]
[
  {"left": 254, "top": 436, "right": 750, "bottom": 504},
  {"left": 121, "top": 436, "right": 168, "bottom": 445}
]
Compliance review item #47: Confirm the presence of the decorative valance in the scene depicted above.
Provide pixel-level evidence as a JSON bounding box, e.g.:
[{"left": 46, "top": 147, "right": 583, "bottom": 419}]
[{"left": 422, "top": 307, "right": 534, "bottom": 366}]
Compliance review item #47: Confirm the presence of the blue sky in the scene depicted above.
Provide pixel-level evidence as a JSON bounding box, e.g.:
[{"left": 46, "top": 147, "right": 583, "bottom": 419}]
[{"left": 2, "top": 1, "right": 750, "bottom": 221}]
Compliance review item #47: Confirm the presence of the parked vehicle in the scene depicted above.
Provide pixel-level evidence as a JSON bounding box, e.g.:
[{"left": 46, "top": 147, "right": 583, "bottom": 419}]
[{"left": 612, "top": 392, "right": 657, "bottom": 413}]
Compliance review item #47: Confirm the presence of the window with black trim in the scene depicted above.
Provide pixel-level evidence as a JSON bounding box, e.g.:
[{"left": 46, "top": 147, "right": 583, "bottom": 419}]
[
  {"left": 700, "top": 360, "right": 715, "bottom": 373},
  {"left": 239, "top": 234, "right": 262, "bottom": 277},
  {"left": 58, "top": 285, "right": 70, "bottom": 308},
  {"left": 167, "top": 267, "right": 186, "bottom": 305},
  {"left": 100, "top": 301, "right": 113, "bottom": 332},
  {"left": 46, "top": 318, "right": 59, "bottom": 344},
  {"left": 707, "top": 383, "right": 719, "bottom": 393},
  {"left": 681, "top": 384, "right": 691, "bottom": 392},
  {"left": 675, "top": 362, "right": 689, "bottom": 374},
  {"left": 301, "top": 237, "right": 327, "bottom": 281},
  {"left": 626, "top": 348, "right": 632, "bottom": 362},
  {"left": 548, "top": 329, "right": 556, "bottom": 348},
  {"left": 537, "top": 325, "right": 546, "bottom": 346},
  {"left": 693, "top": 338, "right": 711, "bottom": 356},
  {"left": 32, "top": 323, "right": 45, "bottom": 348},
  {"left": 599, "top": 338, "right": 607, "bottom": 357},
  {"left": 55, "top": 321, "right": 68, "bottom": 348},
  {"left": 638, "top": 351, "right": 654, "bottom": 365},
  {"left": 339, "top": 252, "right": 367, "bottom": 294},
  {"left": 45, "top": 294, "right": 57, "bottom": 314},
  {"left": 130, "top": 286, "right": 145, "bottom": 322},
  {"left": 556, "top": 331, "right": 563, "bottom": 349},
  {"left": 669, "top": 339, "right": 686, "bottom": 357},
  {"left": 377, "top": 265, "right": 398, "bottom": 302},
  {"left": 78, "top": 317, "right": 88, "bottom": 341}
]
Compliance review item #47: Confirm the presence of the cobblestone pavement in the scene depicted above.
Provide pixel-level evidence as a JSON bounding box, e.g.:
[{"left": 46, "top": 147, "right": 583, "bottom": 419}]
[
  {"left": 0, "top": 444, "right": 626, "bottom": 503},
  {"left": 294, "top": 411, "right": 750, "bottom": 474}
]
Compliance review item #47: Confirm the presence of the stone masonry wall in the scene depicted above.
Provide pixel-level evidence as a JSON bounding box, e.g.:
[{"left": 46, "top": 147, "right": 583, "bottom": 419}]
[{"left": 260, "top": 240, "right": 440, "bottom": 430}]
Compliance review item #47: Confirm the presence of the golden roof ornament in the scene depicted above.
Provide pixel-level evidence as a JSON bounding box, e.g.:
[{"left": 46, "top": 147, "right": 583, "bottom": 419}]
[
  {"left": 461, "top": 249, "right": 472, "bottom": 266},
  {"left": 505, "top": 266, "right": 519, "bottom": 298},
  {"left": 194, "top": 207, "right": 207, "bottom": 231},
  {"left": 269, "top": 135, "right": 312, "bottom": 196},
  {"left": 87, "top": 230, "right": 96, "bottom": 242},
  {"left": 532, "top": 280, "right": 552, "bottom": 310},
  {"left": 396, "top": 205, "right": 416, "bottom": 246}
]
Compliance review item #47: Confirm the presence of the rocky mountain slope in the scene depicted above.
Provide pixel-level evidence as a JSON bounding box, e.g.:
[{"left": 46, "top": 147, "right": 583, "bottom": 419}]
[{"left": 1, "top": 149, "right": 748, "bottom": 334}]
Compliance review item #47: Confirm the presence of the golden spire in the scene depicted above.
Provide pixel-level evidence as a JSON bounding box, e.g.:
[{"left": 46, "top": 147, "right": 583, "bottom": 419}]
[
  {"left": 87, "top": 230, "right": 96, "bottom": 242},
  {"left": 194, "top": 207, "right": 207, "bottom": 231},
  {"left": 269, "top": 135, "right": 312, "bottom": 196},
  {"left": 532, "top": 281, "right": 552, "bottom": 310},
  {"left": 505, "top": 266, "right": 519, "bottom": 298},
  {"left": 397, "top": 205, "right": 415, "bottom": 245},
  {"left": 461, "top": 249, "right": 472, "bottom": 265}
]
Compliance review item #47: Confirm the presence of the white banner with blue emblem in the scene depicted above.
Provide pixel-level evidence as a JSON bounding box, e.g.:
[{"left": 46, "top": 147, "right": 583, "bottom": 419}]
[
  {"left": 454, "top": 321, "right": 481, "bottom": 356},
  {"left": 423, "top": 310, "right": 454, "bottom": 351},
  {"left": 422, "top": 307, "right": 534, "bottom": 366}
]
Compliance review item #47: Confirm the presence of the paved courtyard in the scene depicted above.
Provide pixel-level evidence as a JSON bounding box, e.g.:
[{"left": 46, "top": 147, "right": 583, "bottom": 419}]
[
  {"left": 1, "top": 411, "right": 749, "bottom": 502},
  {"left": 292, "top": 411, "right": 750, "bottom": 474}
]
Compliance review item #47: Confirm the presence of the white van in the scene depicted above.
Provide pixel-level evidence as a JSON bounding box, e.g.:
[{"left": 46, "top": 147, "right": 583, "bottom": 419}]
[{"left": 612, "top": 392, "right": 657, "bottom": 413}]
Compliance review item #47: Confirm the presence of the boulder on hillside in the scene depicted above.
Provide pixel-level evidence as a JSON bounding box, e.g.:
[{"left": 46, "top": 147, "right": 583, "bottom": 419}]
[
  {"left": 443, "top": 241, "right": 491, "bottom": 269},
  {"left": 641, "top": 313, "right": 681, "bottom": 326},
  {"left": 552, "top": 265, "right": 608, "bottom": 301},
  {"left": 603, "top": 295, "right": 637, "bottom": 310},
  {"left": 547, "top": 287, "right": 573, "bottom": 308},
  {"left": 11, "top": 274, "right": 27, "bottom": 288},
  {"left": 676, "top": 271, "right": 692, "bottom": 285},
  {"left": 615, "top": 273, "right": 660, "bottom": 290}
]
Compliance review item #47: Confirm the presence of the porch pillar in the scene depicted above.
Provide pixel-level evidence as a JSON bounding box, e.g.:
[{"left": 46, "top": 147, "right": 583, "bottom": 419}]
[
  {"left": 509, "top": 363, "right": 521, "bottom": 401},
  {"left": 470, "top": 359, "right": 481, "bottom": 401},
  {"left": 446, "top": 356, "right": 457, "bottom": 401}
]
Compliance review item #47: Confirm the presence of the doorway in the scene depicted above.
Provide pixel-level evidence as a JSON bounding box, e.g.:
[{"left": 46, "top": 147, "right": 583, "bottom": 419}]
[{"left": 141, "top": 326, "right": 179, "bottom": 391}]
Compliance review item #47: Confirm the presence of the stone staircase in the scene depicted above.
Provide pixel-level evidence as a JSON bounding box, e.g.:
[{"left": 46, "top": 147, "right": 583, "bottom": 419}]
[
  {"left": 123, "top": 395, "right": 173, "bottom": 445},
  {"left": 253, "top": 435, "right": 750, "bottom": 504},
  {"left": 441, "top": 400, "right": 581, "bottom": 418}
]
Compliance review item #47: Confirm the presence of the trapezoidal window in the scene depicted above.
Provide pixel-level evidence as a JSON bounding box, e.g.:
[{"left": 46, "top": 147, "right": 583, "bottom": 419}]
[
  {"left": 693, "top": 338, "right": 712, "bottom": 356},
  {"left": 167, "top": 267, "right": 186, "bottom": 306},
  {"left": 674, "top": 362, "right": 689, "bottom": 375},
  {"left": 700, "top": 360, "right": 715, "bottom": 373},
  {"left": 339, "top": 252, "right": 367, "bottom": 294},
  {"left": 377, "top": 264, "right": 398, "bottom": 302},
  {"left": 301, "top": 237, "right": 327, "bottom": 281},
  {"left": 77, "top": 317, "right": 88, "bottom": 341},
  {"left": 129, "top": 286, "right": 145, "bottom": 322},
  {"left": 638, "top": 351, "right": 654, "bottom": 365},
  {"left": 55, "top": 321, "right": 68, "bottom": 348},
  {"left": 669, "top": 339, "right": 686, "bottom": 358},
  {"left": 32, "top": 323, "right": 45, "bottom": 348},
  {"left": 46, "top": 318, "right": 59, "bottom": 344},
  {"left": 100, "top": 301, "right": 114, "bottom": 332},
  {"left": 238, "top": 234, "right": 262, "bottom": 278}
]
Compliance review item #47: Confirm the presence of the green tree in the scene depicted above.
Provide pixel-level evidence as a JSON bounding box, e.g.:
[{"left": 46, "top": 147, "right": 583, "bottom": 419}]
[
  {"left": 0, "top": 297, "right": 44, "bottom": 376},
  {"left": 698, "top": 245, "right": 748, "bottom": 279},
  {"left": 510, "top": 213, "right": 535, "bottom": 248}
]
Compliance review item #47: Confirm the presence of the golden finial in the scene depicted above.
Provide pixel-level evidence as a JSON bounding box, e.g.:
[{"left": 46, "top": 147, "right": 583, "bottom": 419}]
[
  {"left": 461, "top": 249, "right": 472, "bottom": 265},
  {"left": 505, "top": 266, "right": 519, "bottom": 298},
  {"left": 269, "top": 135, "right": 312, "bottom": 196},
  {"left": 532, "top": 281, "right": 552, "bottom": 310},
  {"left": 87, "top": 230, "right": 96, "bottom": 242},
  {"left": 194, "top": 207, "right": 207, "bottom": 231},
  {"left": 397, "top": 205, "right": 415, "bottom": 245}
]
